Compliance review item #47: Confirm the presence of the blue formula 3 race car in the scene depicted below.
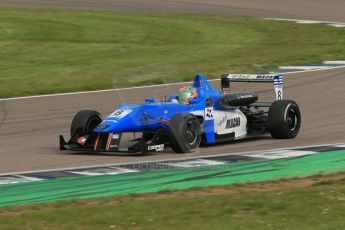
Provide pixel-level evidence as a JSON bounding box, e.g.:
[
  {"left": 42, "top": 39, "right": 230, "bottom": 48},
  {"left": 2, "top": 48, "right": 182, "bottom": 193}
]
[{"left": 60, "top": 74, "right": 301, "bottom": 153}]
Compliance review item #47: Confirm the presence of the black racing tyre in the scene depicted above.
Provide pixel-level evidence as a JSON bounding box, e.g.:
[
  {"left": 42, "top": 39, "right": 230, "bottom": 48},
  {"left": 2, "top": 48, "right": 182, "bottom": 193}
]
[
  {"left": 70, "top": 110, "right": 103, "bottom": 137},
  {"left": 168, "top": 113, "right": 201, "bottom": 153},
  {"left": 267, "top": 100, "right": 301, "bottom": 139}
]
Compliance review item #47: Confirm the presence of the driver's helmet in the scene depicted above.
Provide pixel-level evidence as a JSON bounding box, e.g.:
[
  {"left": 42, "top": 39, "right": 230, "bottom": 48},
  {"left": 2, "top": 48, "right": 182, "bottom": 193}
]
[{"left": 178, "top": 86, "right": 198, "bottom": 104}]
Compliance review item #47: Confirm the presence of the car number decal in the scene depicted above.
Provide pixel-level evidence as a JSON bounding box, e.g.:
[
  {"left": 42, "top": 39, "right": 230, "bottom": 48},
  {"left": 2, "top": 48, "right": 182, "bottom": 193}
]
[{"left": 109, "top": 109, "right": 132, "bottom": 118}]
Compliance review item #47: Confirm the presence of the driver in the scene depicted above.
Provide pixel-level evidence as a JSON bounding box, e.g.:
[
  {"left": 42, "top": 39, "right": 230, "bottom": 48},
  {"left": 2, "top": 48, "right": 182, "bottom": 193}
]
[{"left": 177, "top": 86, "right": 198, "bottom": 105}]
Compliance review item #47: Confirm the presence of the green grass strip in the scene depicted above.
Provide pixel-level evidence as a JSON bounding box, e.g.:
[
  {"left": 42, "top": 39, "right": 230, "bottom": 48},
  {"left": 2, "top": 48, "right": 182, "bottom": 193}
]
[
  {"left": 0, "top": 150, "right": 345, "bottom": 207},
  {"left": 1, "top": 9, "right": 345, "bottom": 97}
]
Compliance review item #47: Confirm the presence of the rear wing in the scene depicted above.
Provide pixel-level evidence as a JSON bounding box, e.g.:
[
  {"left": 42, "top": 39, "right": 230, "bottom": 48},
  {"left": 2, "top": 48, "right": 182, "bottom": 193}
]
[{"left": 221, "top": 74, "right": 283, "bottom": 100}]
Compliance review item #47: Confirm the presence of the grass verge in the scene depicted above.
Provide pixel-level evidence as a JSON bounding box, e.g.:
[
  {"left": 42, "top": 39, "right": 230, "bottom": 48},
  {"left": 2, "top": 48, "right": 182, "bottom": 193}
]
[
  {"left": 1, "top": 9, "right": 345, "bottom": 97},
  {"left": 1, "top": 173, "right": 345, "bottom": 229}
]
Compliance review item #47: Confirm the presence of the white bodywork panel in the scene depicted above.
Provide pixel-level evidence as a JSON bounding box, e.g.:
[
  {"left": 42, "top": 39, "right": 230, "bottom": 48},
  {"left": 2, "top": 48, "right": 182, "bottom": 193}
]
[{"left": 212, "top": 109, "right": 247, "bottom": 137}]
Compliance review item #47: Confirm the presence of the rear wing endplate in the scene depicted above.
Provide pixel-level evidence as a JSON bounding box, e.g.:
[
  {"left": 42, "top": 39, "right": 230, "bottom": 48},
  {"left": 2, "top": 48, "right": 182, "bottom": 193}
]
[{"left": 221, "top": 74, "right": 283, "bottom": 100}]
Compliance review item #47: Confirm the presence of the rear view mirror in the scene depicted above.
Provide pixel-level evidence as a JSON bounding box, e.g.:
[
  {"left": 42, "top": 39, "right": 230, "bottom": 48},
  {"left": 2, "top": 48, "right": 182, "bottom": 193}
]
[{"left": 145, "top": 98, "right": 155, "bottom": 103}]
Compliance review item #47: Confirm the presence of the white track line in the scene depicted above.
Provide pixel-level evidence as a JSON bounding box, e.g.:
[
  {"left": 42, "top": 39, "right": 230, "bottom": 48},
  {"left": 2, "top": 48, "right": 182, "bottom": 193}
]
[
  {"left": 296, "top": 20, "right": 325, "bottom": 24},
  {"left": 1, "top": 65, "right": 345, "bottom": 102},
  {"left": 0, "top": 142, "right": 343, "bottom": 176},
  {"left": 323, "top": 61, "right": 345, "bottom": 65},
  {"left": 279, "top": 66, "right": 330, "bottom": 70},
  {"left": 275, "top": 65, "right": 345, "bottom": 75},
  {"left": 329, "top": 24, "right": 345, "bottom": 28},
  {"left": 244, "top": 150, "right": 317, "bottom": 159},
  {"left": 265, "top": 18, "right": 345, "bottom": 26},
  {"left": 0, "top": 80, "right": 199, "bottom": 101},
  {"left": 0, "top": 175, "right": 44, "bottom": 185}
]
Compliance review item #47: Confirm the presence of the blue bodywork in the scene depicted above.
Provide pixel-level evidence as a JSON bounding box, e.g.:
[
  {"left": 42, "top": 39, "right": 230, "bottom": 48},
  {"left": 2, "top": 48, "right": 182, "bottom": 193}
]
[{"left": 94, "top": 74, "right": 222, "bottom": 143}]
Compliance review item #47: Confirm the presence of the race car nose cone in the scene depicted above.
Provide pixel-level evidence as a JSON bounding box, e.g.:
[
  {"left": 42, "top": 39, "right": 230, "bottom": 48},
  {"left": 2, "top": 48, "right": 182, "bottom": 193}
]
[
  {"left": 93, "top": 121, "right": 119, "bottom": 133},
  {"left": 95, "top": 124, "right": 109, "bottom": 130}
]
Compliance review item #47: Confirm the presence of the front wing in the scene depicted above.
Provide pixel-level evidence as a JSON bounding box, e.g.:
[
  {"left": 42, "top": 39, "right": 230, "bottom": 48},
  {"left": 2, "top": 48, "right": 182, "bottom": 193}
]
[{"left": 59, "top": 129, "right": 166, "bottom": 153}]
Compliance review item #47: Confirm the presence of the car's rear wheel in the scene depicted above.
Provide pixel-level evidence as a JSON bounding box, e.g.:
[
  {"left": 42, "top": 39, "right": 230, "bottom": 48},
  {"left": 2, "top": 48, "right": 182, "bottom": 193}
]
[
  {"left": 168, "top": 113, "right": 201, "bottom": 153},
  {"left": 267, "top": 100, "right": 301, "bottom": 139},
  {"left": 70, "top": 110, "right": 103, "bottom": 138}
]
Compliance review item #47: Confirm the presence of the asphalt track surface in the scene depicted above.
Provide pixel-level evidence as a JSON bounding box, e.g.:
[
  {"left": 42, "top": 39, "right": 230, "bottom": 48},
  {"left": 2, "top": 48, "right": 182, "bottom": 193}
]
[{"left": 0, "top": 0, "right": 344, "bottom": 173}]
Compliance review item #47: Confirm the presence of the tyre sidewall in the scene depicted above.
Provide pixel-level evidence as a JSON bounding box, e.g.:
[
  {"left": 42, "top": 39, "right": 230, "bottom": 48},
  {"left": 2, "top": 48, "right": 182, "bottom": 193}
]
[
  {"left": 70, "top": 110, "right": 103, "bottom": 137},
  {"left": 268, "top": 100, "right": 301, "bottom": 139},
  {"left": 168, "top": 113, "right": 201, "bottom": 153}
]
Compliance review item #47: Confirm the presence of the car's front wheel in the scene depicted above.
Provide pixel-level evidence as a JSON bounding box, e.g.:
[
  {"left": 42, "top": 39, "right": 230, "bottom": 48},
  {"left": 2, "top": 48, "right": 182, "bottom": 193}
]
[
  {"left": 70, "top": 110, "right": 103, "bottom": 138},
  {"left": 168, "top": 113, "right": 201, "bottom": 153}
]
